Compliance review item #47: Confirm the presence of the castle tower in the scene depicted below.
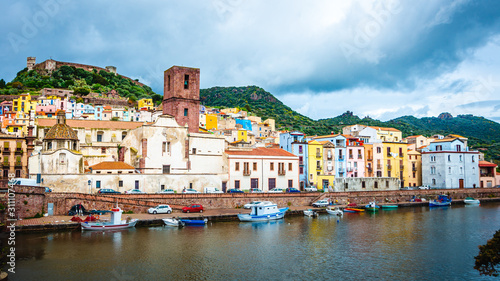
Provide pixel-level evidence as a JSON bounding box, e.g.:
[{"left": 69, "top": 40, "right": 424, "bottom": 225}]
[
  {"left": 27, "top": 57, "right": 36, "bottom": 70},
  {"left": 162, "top": 66, "right": 200, "bottom": 133}
]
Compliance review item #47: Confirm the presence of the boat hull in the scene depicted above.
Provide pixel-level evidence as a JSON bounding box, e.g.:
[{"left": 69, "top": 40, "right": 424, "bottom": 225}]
[
  {"left": 380, "top": 205, "right": 398, "bottom": 209},
  {"left": 344, "top": 208, "right": 365, "bottom": 213},
  {"left": 429, "top": 202, "right": 451, "bottom": 207},
  {"left": 303, "top": 210, "right": 317, "bottom": 217},
  {"left": 365, "top": 208, "right": 379, "bottom": 212},
  {"left": 81, "top": 219, "right": 137, "bottom": 231},
  {"left": 464, "top": 199, "right": 480, "bottom": 205},
  {"left": 326, "top": 208, "right": 343, "bottom": 216},
  {"left": 238, "top": 207, "right": 288, "bottom": 222},
  {"left": 180, "top": 219, "right": 207, "bottom": 226},
  {"left": 162, "top": 218, "right": 184, "bottom": 227}
]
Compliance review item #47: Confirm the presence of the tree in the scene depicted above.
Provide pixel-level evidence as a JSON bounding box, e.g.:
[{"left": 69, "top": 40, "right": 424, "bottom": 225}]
[
  {"left": 475, "top": 229, "right": 500, "bottom": 276},
  {"left": 0, "top": 79, "right": 5, "bottom": 88}
]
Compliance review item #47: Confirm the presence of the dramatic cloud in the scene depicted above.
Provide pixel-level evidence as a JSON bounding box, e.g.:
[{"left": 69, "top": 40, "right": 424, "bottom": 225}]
[{"left": 1, "top": 0, "right": 499, "bottom": 121}]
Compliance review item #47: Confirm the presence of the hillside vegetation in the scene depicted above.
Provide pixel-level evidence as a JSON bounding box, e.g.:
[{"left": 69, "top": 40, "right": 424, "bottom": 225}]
[{"left": 201, "top": 86, "right": 500, "bottom": 163}]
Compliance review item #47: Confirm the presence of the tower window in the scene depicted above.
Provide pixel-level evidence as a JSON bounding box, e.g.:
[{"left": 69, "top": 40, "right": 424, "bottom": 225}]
[
  {"left": 184, "top": 108, "right": 188, "bottom": 116},
  {"left": 184, "top": 75, "right": 189, "bottom": 89}
]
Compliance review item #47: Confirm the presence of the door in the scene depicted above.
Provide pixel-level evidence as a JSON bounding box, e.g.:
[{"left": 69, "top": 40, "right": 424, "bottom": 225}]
[
  {"left": 322, "top": 180, "right": 329, "bottom": 190},
  {"left": 459, "top": 179, "right": 464, "bottom": 189},
  {"left": 251, "top": 178, "right": 259, "bottom": 189},
  {"left": 47, "top": 203, "right": 54, "bottom": 216},
  {"left": 268, "top": 178, "right": 276, "bottom": 190},
  {"left": 135, "top": 180, "right": 139, "bottom": 189},
  {"left": 222, "top": 182, "right": 227, "bottom": 193}
]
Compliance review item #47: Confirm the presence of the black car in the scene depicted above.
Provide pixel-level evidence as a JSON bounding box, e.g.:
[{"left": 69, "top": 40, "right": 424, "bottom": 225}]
[{"left": 98, "top": 188, "right": 121, "bottom": 194}]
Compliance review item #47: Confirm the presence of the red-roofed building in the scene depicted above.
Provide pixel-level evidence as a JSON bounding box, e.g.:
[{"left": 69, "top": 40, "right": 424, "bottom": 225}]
[
  {"left": 479, "top": 161, "right": 498, "bottom": 188},
  {"left": 225, "top": 147, "right": 299, "bottom": 192}
]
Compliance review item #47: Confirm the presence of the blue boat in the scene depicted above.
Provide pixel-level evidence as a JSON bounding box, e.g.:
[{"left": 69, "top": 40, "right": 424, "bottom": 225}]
[
  {"left": 238, "top": 201, "right": 288, "bottom": 222},
  {"left": 429, "top": 195, "right": 452, "bottom": 207},
  {"left": 180, "top": 218, "right": 208, "bottom": 226}
]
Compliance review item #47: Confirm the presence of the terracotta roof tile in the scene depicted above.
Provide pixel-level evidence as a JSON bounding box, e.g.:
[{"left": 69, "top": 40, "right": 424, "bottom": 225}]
[
  {"left": 367, "top": 126, "right": 401, "bottom": 132},
  {"left": 89, "top": 161, "right": 135, "bottom": 170},
  {"left": 479, "top": 161, "right": 497, "bottom": 168},
  {"left": 225, "top": 147, "right": 297, "bottom": 157}
]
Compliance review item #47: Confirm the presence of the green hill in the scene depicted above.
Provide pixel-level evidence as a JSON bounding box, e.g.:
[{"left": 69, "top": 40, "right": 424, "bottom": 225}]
[
  {"left": 0, "top": 66, "right": 162, "bottom": 104},
  {"left": 201, "top": 86, "right": 500, "bottom": 163}
]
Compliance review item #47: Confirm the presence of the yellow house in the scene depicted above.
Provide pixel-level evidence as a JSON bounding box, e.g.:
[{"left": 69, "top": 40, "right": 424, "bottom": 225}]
[
  {"left": 137, "top": 98, "right": 154, "bottom": 110},
  {"left": 407, "top": 150, "right": 422, "bottom": 188},
  {"left": 220, "top": 108, "right": 240, "bottom": 114},
  {"left": 307, "top": 140, "right": 335, "bottom": 190},
  {"left": 237, "top": 129, "right": 248, "bottom": 142},
  {"left": 13, "top": 93, "right": 37, "bottom": 113},
  {"left": 382, "top": 141, "right": 409, "bottom": 187},
  {"left": 205, "top": 113, "right": 218, "bottom": 130},
  {"left": 369, "top": 126, "right": 403, "bottom": 142}
]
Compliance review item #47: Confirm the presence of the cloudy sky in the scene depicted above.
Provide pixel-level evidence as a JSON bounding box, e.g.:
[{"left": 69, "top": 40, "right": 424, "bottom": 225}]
[{"left": 1, "top": 0, "right": 500, "bottom": 122}]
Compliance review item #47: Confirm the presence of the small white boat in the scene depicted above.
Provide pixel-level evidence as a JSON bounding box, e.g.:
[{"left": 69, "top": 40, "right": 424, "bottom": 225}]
[
  {"left": 238, "top": 201, "right": 288, "bottom": 222},
  {"left": 81, "top": 206, "right": 137, "bottom": 231},
  {"left": 162, "top": 218, "right": 185, "bottom": 227},
  {"left": 303, "top": 209, "right": 317, "bottom": 217},
  {"left": 464, "top": 197, "right": 480, "bottom": 205},
  {"left": 326, "top": 207, "right": 343, "bottom": 216}
]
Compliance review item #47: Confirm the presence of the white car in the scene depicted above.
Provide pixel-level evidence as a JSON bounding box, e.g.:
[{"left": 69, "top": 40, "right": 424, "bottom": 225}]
[
  {"left": 157, "top": 189, "right": 175, "bottom": 194},
  {"left": 182, "top": 188, "right": 201, "bottom": 194},
  {"left": 268, "top": 188, "right": 285, "bottom": 193},
  {"left": 418, "top": 185, "right": 430, "bottom": 190},
  {"left": 312, "top": 199, "right": 330, "bottom": 207},
  {"left": 304, "top": 186, "right": 318, "bottom": 192},
  {"left": 148, "top": 204, "right": 172, "bottom": 214},
  {"left": 249, "top": 188, "right": 264, "bottom": 193},
  {"left": 244, "top": 201, "right": 262, "bottom": 209},
  {"left": 125, "top": 189, "right": 146, "bottom": 194}
]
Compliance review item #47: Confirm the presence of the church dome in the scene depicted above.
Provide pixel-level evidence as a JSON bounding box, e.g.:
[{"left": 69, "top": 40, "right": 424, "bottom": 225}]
[{"left": 44, "top": 111, "right": 78, "bottom": 140}]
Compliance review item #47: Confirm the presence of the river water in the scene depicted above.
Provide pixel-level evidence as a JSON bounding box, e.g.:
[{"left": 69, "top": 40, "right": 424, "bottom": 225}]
[{"left": 11, "top": 203, "right": 500, "bottom": 280}]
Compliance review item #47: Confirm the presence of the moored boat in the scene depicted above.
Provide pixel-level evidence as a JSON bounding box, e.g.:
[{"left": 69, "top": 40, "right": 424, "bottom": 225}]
[
  {"left": 344, "top": 208, "right": 365, "bottom": 213},
  {"left": 180, "top": 218, "right": 208, "bottom": 226},
  {"left": 303, "top": 209, "right": 317, "bottom": 217},
  {"left": 380, "top": 204, "right": 398, "bottom": 210},
  {"left": 365, "top": 201, "right": 380, "bottom": 212},
  {"left": 326, "top": 207, "right": 343, "bottom": 216},
  {"left": 464, "top": 197, "right": 480, "bottom": 205},
  {"left": 81, "top": 206, "right": 137, "bottom": 231},
  {"left": 429, "top": 195, "right": 452, "bottom": 207},
  {"left": 238, "top": 201, "right": 288, "bottom": 222},
  {"left": 162, "top": 217, "right": 185, "bottom": 227}
]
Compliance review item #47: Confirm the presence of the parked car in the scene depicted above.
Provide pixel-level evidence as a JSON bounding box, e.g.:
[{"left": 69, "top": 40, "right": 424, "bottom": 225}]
[
  {"left": 400, "top": 187, "right": 414, "bottom": 191},
  {"left": 148, "top": 204, "right": 172, "bottom": 214},
  {"left": 44, "top": 187, "right": 52, "bottom": 193},
  {"left": 227, "top": 188, "right": 244, "bottom": 193},
  {"left": 182, "top": 188, "right": 201, "bottom": 194},
  {"left": 244, "top": 201, "right": 262, "bottom": 209},
  {"left": 204, "top": 187, "right": 223, "bottom": 193},
  {"left": 304, "top": 186, "right": 318, "bottom": 192},
  {"left": 157, "top": 189, "right": 175, "bottom": 194},
  {"left": 249, "top": 188, "right": 264, "bottom": 193},
  {"left": 182, "top": 204, "right": 203, "bottom": 213},
  {"left": 312, "top": 199, "right": 330, "bottom": 207},
  {"left": 125, "top": 189, "right": 146, "bottom": 194},
  {"left": 418, "top": 185, "right": 430, "bottom": 190},
  {"left": 286, "top": 187, "right": 301, "bottom": 193},
  {"left": 98, "top": 188, "right": 121, "bottom": 194},
  {"left": 268, "top": 188, "right": 285, "bottom": 193}
]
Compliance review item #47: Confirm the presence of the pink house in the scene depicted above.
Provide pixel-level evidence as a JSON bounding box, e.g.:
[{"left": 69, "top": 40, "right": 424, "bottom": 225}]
[{"left": 345, "top": 135, "right": 365, "bottom": 178}]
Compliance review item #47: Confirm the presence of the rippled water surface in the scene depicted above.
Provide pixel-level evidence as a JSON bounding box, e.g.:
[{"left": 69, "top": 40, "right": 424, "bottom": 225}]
[{"left": 12, "top": 203, "right": 500, "bottom": 280}]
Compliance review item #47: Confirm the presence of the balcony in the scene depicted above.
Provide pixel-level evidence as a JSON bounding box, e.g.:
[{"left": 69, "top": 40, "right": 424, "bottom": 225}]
[
  {"left": 243, "top": 169, "right": 251, "bottom": 176},
  {"left": 15, "top": 148, "right": 23, "bottom": 155},
  {"left": 399, "top": 154, "right": 404, "bottom": 158},
  {"left": 2, "top": 148, "right": 10, "bottom": 155},
  {"left": 316, "top": 166, "right": 322, "bottom": 170},
  {"left": 387, "top": 165, "right": 392, "bottom": 170},
  {"left": 15, "top": 161, "right": 22, "bottom": 167},
  {"left": 387, "top": 153, "right": 392, "bottom": 157},
  {"left": 338, "top": 156, "right": 344, "bottom": 161},
  {"left": 278, "top": 169, "right": 286, "bottom": 176}
]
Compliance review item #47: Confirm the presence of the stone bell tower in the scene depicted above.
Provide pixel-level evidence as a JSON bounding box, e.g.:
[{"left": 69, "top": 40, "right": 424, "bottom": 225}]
[{"left": 162, "top": 66, "right": 200, "bottom": 133}]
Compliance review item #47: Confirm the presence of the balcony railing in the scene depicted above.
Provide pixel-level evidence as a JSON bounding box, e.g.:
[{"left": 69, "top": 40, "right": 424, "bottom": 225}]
[
  {"left": 278, "top": 169, "right": 286, "bottom": 176},
  {"left": 15, "top": 149, "right": 23, "bottom": 155},
  {"left": 243, "top": 169, "right": 251, "bottom": 176},
  {"left": 338, "top": 156, "right": 344, "bottom": 161},
  {"left": 2, "top": 149, "right": 10, "bottom": 155}
]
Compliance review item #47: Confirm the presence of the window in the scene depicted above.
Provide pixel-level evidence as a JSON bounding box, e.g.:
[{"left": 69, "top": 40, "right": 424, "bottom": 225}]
[
  {"left": 184, "top": 108, "right": 188, "bottom": 116},
  {"left": 160, "top": 184, "right": 165, "bottom": 190},
  {"left": 97, "top": 131, "right": 103, "bottom": 142},
  {"left": 299, "top": 156, "right": 303, "bottom": 164},
  {"left": 167, "top": 75, "right": 171, "bottom": 91},
  {"left": 412, "top": 172, "right": 416, "bottom": 178},
  {"left": 459, "top": 155, "right": 462, "bottom": 162},
  {"left": 192, "top": 148, "right": 196, "bottom": 154},
  {"left": 316, "top": 161, "right": 321, "bottom": 169},
  {"left": 288, "top": 180, "right": 293, "bottom": 188},
  {"left": 253, "top": 162, "right": 257, "bottom": 171},
  {"left": 270, "top": 162, "right": 274, "bottom": 171},
  {"left": 436, "top": 145, "right": 442, "bottom": 151},
  {"left": 299, "top": 167, "right": 303, "bottom": 174},
  {"left": 431, "top": 166, "right": 436, "bottom": 174},
  {"left": 456, "top": 145, "right": 461, "bottom": 152},
  {"left": 448, "top": 155, "right": 451, "bottom": 162},
  {"left": 235, "top": 162, "right": 240, "bottom": 171},
  {"left": 122, "top": 132, "right": 127, "bottom": 140},
  {"left": 460, "top": 167, "right": 463, "bottom": 174},
  {"left": 432, "top": 178, "right": 436, "bottom": 185},
  {"left": 399, "top": 147, "right": 403, "bottom": 156},
  {"left": 163, "top": 142, "right": 166, "bottom": 154},
  {"left": 59, "top": 153, "right": 66, "bottom": 164},
  {"left": 472, "top": 156, "right": 475, "bottom": 162},
  {"left": 449, "top": 167, "right": 452, "bottom": 174},
  {"left": 163, "top": 165, "right": 170, "bottom": 174},
  {"left": 234, "top": 180, "right": 240, "bottom": 189},
  {"left": 96, "top": 181, "right": 101, "bottom": 188},
  {"left": 374, "top": 181, "right": 378, "bottom": 188},
  {"left": 15, "top": 170, "right": 21, "bottom": 177},
  {"left": 101, "top": 147, "right": 106, "bottom": 154},
  {"left": 288, "top": 163, "right": 292, "bottom": 171},
  {"left": 299, "top": 146, "right": 303, "bottom": 153},
  {"left": 184, "top": 74, "right": 189, "bottom": 89},
  {"left": 362, "top": 181, "right": 366, "bottom": 188},
  {"left": 386, "top": 181, "right": 389, "bottom": 188}
]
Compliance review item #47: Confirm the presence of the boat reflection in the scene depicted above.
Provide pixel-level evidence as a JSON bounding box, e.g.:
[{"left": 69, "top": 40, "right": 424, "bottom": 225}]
[{"left": 238, "top": 219, "right": 284, "bottom": 229}]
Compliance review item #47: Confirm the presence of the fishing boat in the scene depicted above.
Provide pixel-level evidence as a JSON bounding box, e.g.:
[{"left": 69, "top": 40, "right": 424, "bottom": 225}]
[
  {"left": 429, "top": 195, "right": 452, "bottom": 207},
  {"left": 326, "top": 207, "right": 343, "bottom": 216},
  {"left": 180, "top": 218, "right": 208, "bottom": 226},
  {"left": 238, "top": 201, "right": 288, "bottom": 222},
  {"left": 81, "top": 206, "right": 137, "bottom": 231},
  {"left": 303, "top": 209, "right": 317, "bottom": 217},
  {"left": 380, "top": 204, "right": 398, "bottom": 210},
  {"left": 162, "top": 217, "right": 185, "bottom": 227},
  {"left": 365, "top": 201, "right": 380, "bottom": 212},
  {"left": 344, "top": 208, "right": 365, "bottom": 213},
  {"left": 464, "top": 197, "right": 480, "bottom": 205}
]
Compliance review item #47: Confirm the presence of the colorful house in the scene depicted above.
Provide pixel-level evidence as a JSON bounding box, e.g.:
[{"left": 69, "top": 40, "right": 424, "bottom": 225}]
[
  {"left": 137, "top": 98, "right": 154, "bottom": 110},
  {"left": 382, "top": 141, "right": 408, "bottom": 187},
  {"left": 345, "top": 135, "right": 365, "bottom": 178},
  {"left": 12, "top": 93, "right": 37, "bottom": 114},
  {"left": 407, "top": 150, "right": 422, "bottom": 188}
]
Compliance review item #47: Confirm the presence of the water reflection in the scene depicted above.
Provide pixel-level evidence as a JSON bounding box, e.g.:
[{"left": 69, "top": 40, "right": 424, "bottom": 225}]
[{"left": 12, "top": 203, "right": 500, "bottom": 281}]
